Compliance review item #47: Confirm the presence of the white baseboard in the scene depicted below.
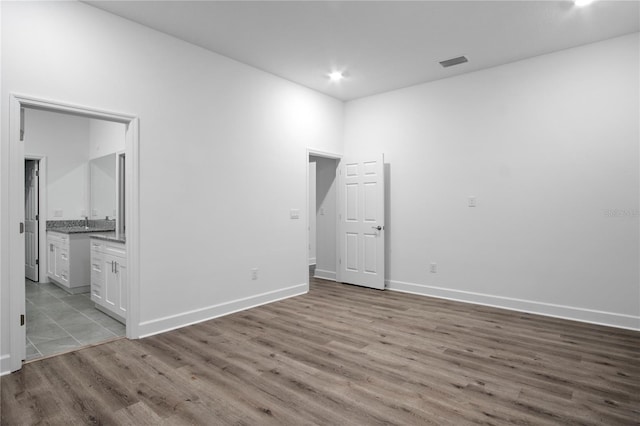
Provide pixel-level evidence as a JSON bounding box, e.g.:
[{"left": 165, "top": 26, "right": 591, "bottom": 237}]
[
  {"left": 314, "top": 268, "right": 336, "bottom": 281},
  {"left": 387, "top": 279, "right": 640, "bottom": 331},
  {"left": 138, "top": 283, "right": 308, "bottom": 338},
  {"left": 1, "top": 354, "right": 11, "bottom": 377}
]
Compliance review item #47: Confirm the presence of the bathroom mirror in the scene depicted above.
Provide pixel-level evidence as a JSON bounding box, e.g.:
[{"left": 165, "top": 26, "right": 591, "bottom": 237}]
[{"left": 89, "top": 153, "right": 117, "bottom": 219}]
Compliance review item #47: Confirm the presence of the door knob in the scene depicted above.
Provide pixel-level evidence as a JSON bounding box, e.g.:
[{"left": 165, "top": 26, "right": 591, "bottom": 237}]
[{"left": 372, "top": 226, "right": 382, "bottom": 231}]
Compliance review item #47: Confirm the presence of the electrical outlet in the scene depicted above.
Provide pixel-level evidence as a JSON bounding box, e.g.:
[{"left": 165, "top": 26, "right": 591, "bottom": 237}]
[
  {"left": 468, "top": 196, "right": 477, "bottom": 207},
  {"left": 430, "top": 263, "right": 437, "bottom": 273},
  {"left": 54, "top": 209, "right": 63, "bottom": 217},
  {"left": 251, "top": 268, "right": 258, "bottom": 280}
]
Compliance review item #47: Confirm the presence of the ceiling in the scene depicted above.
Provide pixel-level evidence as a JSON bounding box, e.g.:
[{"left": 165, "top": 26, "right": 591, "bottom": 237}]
[{"left": 85, "top": 1, "right": 639, "bottom": 101}]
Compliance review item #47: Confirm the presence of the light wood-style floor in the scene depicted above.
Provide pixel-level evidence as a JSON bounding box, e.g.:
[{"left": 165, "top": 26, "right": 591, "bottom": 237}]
[{"left": 2, "top": 278, "right": 639, "bottom": 425}]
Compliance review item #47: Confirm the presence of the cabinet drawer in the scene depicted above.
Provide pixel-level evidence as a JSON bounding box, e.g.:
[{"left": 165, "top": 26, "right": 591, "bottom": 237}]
[
  {"left": 104, "top": 242, "right": 126, "bottom": 258},
  {"left": 58, "top": 235, "right": 69, "bottom": 250},
  {"left": 91, "top": 246, "right": 104, "bottom": 269},
  {"left": 47, "top": 231, "right": 64, "bottom": 242},
  {"left": 91, "top": 262, "right": 104, "bottom": 284},
  {"left": 91, "top": 240, "right": 106, "bottom": 252},
  {"left": 59, "top": 249, "right": 69, "bottom": 267},
  {"left": 91, "top": 285, "right": 102, "bottom": 303},
  {"left": 91, "top": 281, "right": 102, "bottom": 296}
]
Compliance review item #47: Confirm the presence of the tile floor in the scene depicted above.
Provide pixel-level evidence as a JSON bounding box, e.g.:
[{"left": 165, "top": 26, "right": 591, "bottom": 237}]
[{"left": 25, "top": 279, "right": 126, "bottom": 361}]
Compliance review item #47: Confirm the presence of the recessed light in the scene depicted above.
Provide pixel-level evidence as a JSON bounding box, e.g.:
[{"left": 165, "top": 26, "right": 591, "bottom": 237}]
[
  {"left": 574, "top": 0, "right": 595, "bottom": 7},
  {"left": 329, "top": 71, "right": 344, "bottom": 82}
]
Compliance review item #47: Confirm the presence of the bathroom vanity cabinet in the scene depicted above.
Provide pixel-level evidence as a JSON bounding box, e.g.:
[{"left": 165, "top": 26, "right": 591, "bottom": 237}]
[
  {"left": 90, "top": 237, "right": 127, "bottom": 324},
  {"left": 46, "top": 231, "right": 91, "bottom": 294}
]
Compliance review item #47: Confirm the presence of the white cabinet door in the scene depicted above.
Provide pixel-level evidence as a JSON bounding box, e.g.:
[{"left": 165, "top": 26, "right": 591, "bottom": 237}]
[
  {"left": 116, "top": 260, "right": 127, "bottom": 317},
  {"left": 103, "top": 257, "right": 118, "bottom": 312},
  {"left": 103, "top": 254, "right": 127, "bottom": 318}
]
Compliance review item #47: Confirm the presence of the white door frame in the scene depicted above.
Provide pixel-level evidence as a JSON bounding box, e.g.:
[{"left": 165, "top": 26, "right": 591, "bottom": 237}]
[
  {"left": 306, "top": 149, "right": 342, "bottom": 285},
  {"left": 8, "top": 94, "right": 141, "bottom": 372}
]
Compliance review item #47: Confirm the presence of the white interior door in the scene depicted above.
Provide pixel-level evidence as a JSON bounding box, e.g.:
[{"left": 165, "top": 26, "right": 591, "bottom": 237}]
[
  {"left": 338, "top": 154, "right": 385, "bottom": 289},
  {"left": 25, "top": 160, "right": 39, "bottom": 281},
  {"left": 309, "top": 161, "right": 317, "bottom": 266}
]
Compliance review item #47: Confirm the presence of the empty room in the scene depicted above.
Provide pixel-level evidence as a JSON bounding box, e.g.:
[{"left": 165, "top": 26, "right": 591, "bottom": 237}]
[{"left": 1, "top": 1, "right": 638, "bottom": 424}]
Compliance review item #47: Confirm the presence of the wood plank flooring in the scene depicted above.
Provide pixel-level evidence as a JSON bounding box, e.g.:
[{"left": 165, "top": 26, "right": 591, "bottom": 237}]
[{"left": 2, "top": 277, "right": 639, "bottom": 425}]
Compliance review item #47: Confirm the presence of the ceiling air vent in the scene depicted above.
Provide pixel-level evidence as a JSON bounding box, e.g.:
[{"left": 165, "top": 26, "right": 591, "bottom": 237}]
[{"left": 439, "top": 56, "right": 468, "bottom": 68}]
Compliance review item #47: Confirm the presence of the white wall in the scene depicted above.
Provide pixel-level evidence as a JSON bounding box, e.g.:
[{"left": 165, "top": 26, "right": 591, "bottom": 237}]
[
  {"left": 344, "top": 33, "right": 640, "bottom": 329},
  {"left": 1, "top": 1, "right": 344, "bottom": 372},
  {"left": 89, "top": 119, "right": 125, "bottom": 160},
  {"left": 312, "top": 156, "right": 338, "bottom": 280},
  {"left": 24, "top": 109, "right": 90, "bottom": 221}
]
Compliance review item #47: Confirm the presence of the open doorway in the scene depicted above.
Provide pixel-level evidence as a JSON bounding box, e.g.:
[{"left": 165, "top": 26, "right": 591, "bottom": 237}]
[
  {"left": 7, "top": 94, "right": 140, "bottom": 373},
  {"left": 22, "top": 108, "right": 128, "bottom": 362},
  {"left": 308, "top": 152, "right": 340, "bottom": 282},
  {"left": 308, "top": 151, "right": 387, "bottom": 290}
]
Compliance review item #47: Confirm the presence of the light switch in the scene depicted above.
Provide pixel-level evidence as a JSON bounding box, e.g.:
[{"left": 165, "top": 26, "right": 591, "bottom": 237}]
[
  {"left": 468, "top": 196, "right": 477, "bottom": 207},
  {"left": 290, "top": 209, "right": 300, "bottom": 219}
]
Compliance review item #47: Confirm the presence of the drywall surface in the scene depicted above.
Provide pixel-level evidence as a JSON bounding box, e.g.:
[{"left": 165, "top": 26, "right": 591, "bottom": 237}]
[
  {"left": 344, "top": 33, "right": 640, "bottom": 329},
  {"left": 1, "top": 1, "right": 343, "bottom": 372},
  {"left": 89, "top": 119, "right": 126, "bottom": 160},
  {"left": 312, "top": 156, "right": 338, "bottom": 280},
  {"left": 24, "top": 109, "right": 91, "bottom": 221}
]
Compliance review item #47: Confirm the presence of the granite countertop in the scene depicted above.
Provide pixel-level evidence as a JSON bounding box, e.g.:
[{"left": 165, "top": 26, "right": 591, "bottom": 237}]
[
  {"left": 47, "top": 219, "right": 117, "bottom": 236},
  {"left": 90, "top": 232, "right": 126, "bottom": 244},
  {"left": 48, "top": 226, "right": 116, "bottom": 234}
]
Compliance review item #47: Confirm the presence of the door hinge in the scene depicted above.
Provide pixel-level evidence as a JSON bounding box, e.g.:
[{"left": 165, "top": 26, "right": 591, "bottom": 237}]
[
  {"left": 20, "top": 314, "right": 25, "bottom": 326},
  {"left": 35, "top": 259, "right": 39, "bottom": 265},
  {"left": 35, "top": 170, "right": 39, "bottom": 177},
  {"left": 36, "top": 214, "right": 39, "bottom": 221},
  {"left": 19, "top": 222, "right": 24, "bottom": 234},
  {"left": 339, "top": 258, "right": 342, "bottom": 265}
]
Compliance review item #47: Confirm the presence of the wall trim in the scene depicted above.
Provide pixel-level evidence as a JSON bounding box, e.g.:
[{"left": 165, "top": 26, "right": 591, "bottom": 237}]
[
  {"left": 314, "top": 268, "right": 337, "bottom": 281},
  {"left": 0, "top": 354, "right": 11, "bottom": 377},
  {"left": 138, "top": 283, "right": 308, "bottom": 338},
  {"left": 387, "top": 279, "right": 640, "bottom": 331}
]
